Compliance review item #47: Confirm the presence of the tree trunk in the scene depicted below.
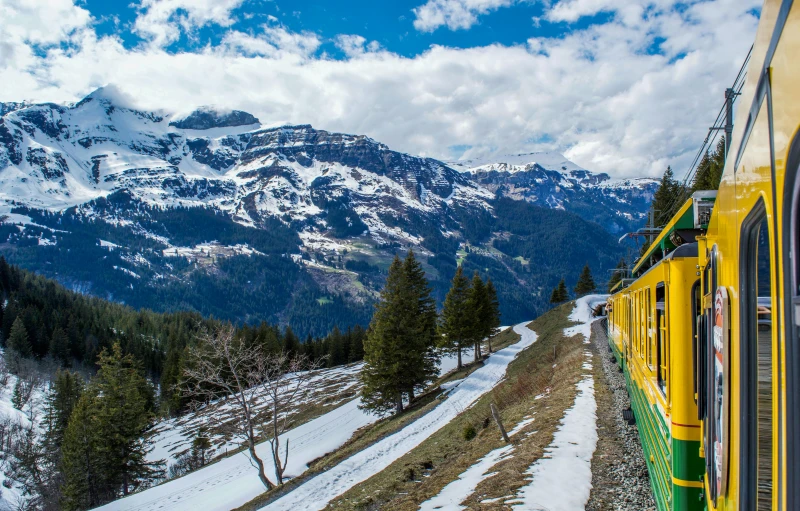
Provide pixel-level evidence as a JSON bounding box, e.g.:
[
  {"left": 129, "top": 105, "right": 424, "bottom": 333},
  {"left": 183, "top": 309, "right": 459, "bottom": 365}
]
[
  {"left": 457, "top": 347, "right": 462, "bottom": 369},
  {"left": 475, "top": 342, "right": 482, "bottom": 361},
  {"left": 488, "top": 337, "right": 493, "bottom": 354},
  {"left": 395, "top": 393, "right": 404, "bottom": 415},
  {"left": 249, "top": 438, "right": 274, "bottom": 490},
  {"left": 408, "top": 387, "right": 415, "bottom": 403}
]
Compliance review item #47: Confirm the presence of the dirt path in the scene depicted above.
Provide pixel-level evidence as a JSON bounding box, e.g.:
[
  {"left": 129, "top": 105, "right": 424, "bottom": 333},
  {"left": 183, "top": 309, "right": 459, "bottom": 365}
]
[{"left": 587, "top": 319, "right": 656, "bottom": 511}]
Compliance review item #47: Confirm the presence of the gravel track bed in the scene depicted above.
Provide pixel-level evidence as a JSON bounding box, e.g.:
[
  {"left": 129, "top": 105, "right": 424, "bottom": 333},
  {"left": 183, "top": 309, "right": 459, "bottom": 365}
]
[{"left": 586, "top": 319, "right": 656, "bottom": 511}]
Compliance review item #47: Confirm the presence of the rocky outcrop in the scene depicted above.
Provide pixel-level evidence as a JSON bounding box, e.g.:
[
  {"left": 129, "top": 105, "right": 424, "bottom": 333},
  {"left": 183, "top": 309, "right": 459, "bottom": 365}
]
[{"left": 170, "top": 108, "right": 259, "bottom": 130}]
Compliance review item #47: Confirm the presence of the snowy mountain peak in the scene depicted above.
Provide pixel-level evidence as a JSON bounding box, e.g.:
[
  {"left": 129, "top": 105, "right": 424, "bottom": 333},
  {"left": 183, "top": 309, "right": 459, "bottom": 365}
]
[{"left": 448, "top": 151, "right": 586, "bottom": 175}]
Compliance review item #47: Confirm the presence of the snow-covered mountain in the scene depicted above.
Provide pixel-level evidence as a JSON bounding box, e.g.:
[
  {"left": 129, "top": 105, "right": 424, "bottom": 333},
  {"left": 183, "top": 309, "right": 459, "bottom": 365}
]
[
  {"left": 0, "top": 88, "right": 641, "bottom": 333},
  {"left": 449, "top": 152, "right": 657, "bottom": 233},
  {"left": 0, "top": 87, "right": 489, "bottom": 246}
]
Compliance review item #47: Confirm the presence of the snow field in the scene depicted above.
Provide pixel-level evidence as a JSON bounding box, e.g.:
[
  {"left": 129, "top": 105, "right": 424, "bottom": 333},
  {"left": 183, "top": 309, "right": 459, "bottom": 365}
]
[{"left": 261, "top": 322, "right": 538, "bottom": 511}]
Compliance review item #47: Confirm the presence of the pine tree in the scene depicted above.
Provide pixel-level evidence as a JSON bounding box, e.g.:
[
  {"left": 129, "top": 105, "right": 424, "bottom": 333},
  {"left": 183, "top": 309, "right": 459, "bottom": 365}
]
[
  {"left": 607, "top": 258, "right": 627, "bottom": 292},
  {"left": 438, "top": 266, "right": 472, "bottom": 370},
  {"left": 651, "top": 166, "right": 686, "bottom": 226},
  {"left": 8, "top": 317, "right": 32, "bottom": 358},
  {"left": 467, "top": 272, "right": 489, "bottom": 361},
  {"left": 692, "top": 136, "right": 725, "bottom": 192},
  {"left": 484, "top": 279, "right": 501, "bottom": 353},
  {"left": 360, "top": 252, "right": 439, "bottom": 415},
  {"left": 191, "top": 427, "right": 213, "bottom": 468},
  {"left": 50, "top": 327, "right": 70, "bottom": 366},
  {"left": 61, "top": 344, "right": 164, "bottom": 509},
  {"left": 43, "top": 369, "right": 84, "bottom": 451},
  {"left": 550, "top": 279, "right": 569, "bottom": 304},
  {"left": 61, "top": 395, "right": 103, "bottom": 510},
  {"left": 283, "top": 326, "right": 300, "bottom": 357},
  {"left": 573, "top": 264, "right": 597, "bottom": 297},
  {"left": 401, "top": 251, "right": 439, "bottom": 401},
  {"left": 360, "top": 256, "right": 410, "bottom": 415}
]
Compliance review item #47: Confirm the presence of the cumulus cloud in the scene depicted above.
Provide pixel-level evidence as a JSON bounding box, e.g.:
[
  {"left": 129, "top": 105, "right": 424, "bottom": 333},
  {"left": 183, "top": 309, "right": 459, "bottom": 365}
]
[
  {"left": 412, "top": 0, "right": 516, "bottom": 32},
  {"left": 132, "top": 0, "right": 246, "bottom": 47},
  {"left": 0, "top": 0, "right": 761, "bottom": 179}
]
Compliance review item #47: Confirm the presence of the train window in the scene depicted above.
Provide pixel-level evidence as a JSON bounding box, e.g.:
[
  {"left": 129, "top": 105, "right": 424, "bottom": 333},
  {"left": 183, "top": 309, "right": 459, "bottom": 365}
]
[
  {"left": 656, "top": 283, "right": 666, "bottom": 394},
  {"left": 691, "top": 280, "right": 700, "bottom": 405},
  {"left": 740, "top": 203, "right": 773, "bottom": 510}
]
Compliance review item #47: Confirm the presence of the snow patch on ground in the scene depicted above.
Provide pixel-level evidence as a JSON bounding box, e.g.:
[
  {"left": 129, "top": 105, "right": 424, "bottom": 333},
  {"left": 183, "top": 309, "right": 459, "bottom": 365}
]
[
  {"left": 261, "top": 322, "right": 537, "bottom": 511},
  {"left": 563, "top": 294, "right": 608, "bottom": 339},
  {"left": 508, "top": 415, "right": 536, "bottom": 437},
  {"left": 419, "top": 444, "right": 514, "bottom": 511},
  {"left": 510, "top": 370, "right": 597, "bottom": 511}
]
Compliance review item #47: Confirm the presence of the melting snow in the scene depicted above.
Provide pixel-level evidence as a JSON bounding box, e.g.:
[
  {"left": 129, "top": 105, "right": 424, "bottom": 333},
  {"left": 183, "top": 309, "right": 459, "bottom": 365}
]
[{"left": 419, "top": 444, "right": 514, "bottom": 511}]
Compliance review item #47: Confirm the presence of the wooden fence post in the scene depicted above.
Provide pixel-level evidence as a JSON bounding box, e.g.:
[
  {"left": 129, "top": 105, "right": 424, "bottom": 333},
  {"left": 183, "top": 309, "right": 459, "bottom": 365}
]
[{"left": 490, "top": 403, "right": 510, "bottom": 443}]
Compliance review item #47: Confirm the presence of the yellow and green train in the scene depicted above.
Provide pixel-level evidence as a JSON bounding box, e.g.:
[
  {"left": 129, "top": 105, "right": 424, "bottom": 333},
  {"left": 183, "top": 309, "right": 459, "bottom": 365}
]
[{"left": 607, "top": 0, "right": 800, "bottom": 509}]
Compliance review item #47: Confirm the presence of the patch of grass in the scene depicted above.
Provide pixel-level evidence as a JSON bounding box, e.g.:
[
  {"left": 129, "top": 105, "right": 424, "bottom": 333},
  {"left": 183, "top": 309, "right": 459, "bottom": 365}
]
[
  {"left": 316, "top": 296, "right": 333, "bottom": 305},
  {"left": 513, "top": 255, "right": 530, "bottom": 266}
]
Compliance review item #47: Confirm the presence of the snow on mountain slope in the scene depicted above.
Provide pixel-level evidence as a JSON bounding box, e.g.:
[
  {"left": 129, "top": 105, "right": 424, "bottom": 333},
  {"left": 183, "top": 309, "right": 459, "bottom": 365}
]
[
  {"left": 0, "top": 88, "right": 490, "bottom": 249},
  {"left": 0, "top": 354, "right": 48, "bottom": 511},
  {"left": 262, "top": 322, "right": 537, "bottom": 511},
  {"left": 95, "top": 397, "right": 377, "bottom": 511},
  {"left": 448, "top": 151, "right": 585, "bottom": 175},
  {"left": 147, "top": 362, "right": 364, "bottom": 467},
  {"left": 451, "top": 152, "right": 657, "bottom": 232}
]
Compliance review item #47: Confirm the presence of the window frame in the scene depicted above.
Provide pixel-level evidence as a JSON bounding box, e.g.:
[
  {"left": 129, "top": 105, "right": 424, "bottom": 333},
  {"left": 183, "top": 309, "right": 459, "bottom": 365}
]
[{"left": 739, "top": 199, "right": 770, "bottom": 511}]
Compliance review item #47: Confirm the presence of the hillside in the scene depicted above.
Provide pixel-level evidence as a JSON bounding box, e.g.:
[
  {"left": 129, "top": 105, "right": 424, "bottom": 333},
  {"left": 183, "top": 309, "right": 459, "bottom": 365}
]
[
  {"left": 92, "top": 296, "right": 634, "bottom": 511},
  {"left": 0, "top": 90, "right": 645, "bottom": 335}
]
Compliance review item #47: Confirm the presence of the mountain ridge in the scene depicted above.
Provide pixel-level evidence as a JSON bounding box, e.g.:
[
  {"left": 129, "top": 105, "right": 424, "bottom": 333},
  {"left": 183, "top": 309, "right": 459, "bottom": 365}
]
[{"left": 0, "top": 89, "right": 647, "bottom": 335}]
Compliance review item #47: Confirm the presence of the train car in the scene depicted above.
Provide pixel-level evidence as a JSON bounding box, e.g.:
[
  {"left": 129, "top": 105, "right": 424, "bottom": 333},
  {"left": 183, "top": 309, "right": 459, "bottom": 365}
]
[
  {"left": 693, "top": 1, "right": 800, "bottom": 510},
  {"left": 607, "top": 195, "right": 712, "bottom": 511},
  {"left": 609, "top": 1, "right": 800, "bottom": 509}
]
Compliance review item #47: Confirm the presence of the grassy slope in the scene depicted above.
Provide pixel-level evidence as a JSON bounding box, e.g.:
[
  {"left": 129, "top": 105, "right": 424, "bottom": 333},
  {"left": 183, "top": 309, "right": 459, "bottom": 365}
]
[{"left": 324, "top": 302, "right": 589, "bottom": 510}]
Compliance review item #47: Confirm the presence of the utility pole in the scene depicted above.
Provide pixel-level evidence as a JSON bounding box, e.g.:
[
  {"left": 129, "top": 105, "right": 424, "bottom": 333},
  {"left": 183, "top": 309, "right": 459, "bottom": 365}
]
[{"left": 724, "top": 87, "right": 734, "bottom": 158}]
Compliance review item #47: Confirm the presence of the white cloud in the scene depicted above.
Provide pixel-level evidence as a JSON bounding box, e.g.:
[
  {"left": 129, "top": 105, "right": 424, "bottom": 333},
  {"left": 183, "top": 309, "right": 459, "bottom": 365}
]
[
  {"left": 335, "top": 34, "right": 366, "bottom": 57},
  {"left": 0, "top": 0, "right": 762, "bottom": 179},
  {"left": 412, "top": 0, "right": 516, "bottom": 32},
  {"left": 132, "top": 0, "right": 246, "bottom": 48}
]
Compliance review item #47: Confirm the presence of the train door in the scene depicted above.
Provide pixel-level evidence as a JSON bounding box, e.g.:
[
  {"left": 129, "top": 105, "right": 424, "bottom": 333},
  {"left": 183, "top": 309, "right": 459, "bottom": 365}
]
[
  {"left": 740, "top": 200, "right": 775, "bottom": 511},
  {"left": 784, "top": 135, "right": 800, "bottom": 511}
]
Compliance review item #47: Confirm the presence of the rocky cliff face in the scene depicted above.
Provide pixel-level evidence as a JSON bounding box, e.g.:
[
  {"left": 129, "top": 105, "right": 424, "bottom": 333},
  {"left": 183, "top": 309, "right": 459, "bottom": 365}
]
[{"left": 169, "top": 108, "right": 259, "bottom": 130}]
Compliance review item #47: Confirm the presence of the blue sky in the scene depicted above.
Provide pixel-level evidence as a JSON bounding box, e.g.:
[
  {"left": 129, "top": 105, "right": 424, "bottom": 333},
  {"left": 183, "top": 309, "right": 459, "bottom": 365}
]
[
  {"left": 84, "top": 0, "right": 609, "bottom": 58},
  {"left": 1, "top": 0, "right": 761, "bottom": 178}
]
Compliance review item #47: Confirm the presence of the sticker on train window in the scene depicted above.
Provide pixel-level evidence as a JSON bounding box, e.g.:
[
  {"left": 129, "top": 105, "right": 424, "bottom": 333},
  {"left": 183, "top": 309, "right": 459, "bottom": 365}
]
[{"left": 713, "top": 285, "right": 730, "bottom": 497}]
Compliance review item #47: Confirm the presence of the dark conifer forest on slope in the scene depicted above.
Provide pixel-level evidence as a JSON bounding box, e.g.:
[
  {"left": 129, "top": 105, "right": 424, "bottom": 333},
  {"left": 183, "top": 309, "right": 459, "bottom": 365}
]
[
  {"left": 1, "top": 194, "right": 628, "bottom": 337},
  {"left": 0, "top": 258, "right": 366, "bottom": 416}
]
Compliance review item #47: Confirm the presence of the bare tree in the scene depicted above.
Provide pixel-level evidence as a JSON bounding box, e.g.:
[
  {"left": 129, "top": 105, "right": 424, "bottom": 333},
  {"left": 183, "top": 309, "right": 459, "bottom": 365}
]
[{"left": 182, "top": 325, "right": 323, "bottom": 489}]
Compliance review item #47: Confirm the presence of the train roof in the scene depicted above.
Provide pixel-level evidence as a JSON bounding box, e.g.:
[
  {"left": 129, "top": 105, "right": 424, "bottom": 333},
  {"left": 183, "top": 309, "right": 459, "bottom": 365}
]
[
  {"left": 611, "top": 243, "right": 699, "bottom": 294},
  {"left": 631, "top": 191, "right": 715, "bottom": 276}
]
